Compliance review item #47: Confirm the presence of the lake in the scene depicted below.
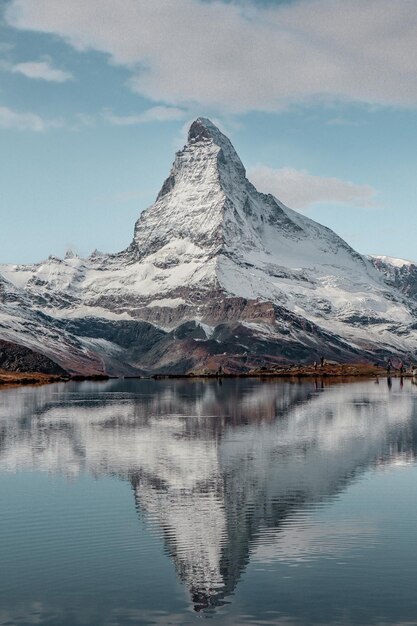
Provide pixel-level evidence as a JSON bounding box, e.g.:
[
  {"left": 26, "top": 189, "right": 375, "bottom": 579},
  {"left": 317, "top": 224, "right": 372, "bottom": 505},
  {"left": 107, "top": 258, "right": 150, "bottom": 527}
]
[{"left": 1, "top": 377, "right": 417, "bottom": 625}]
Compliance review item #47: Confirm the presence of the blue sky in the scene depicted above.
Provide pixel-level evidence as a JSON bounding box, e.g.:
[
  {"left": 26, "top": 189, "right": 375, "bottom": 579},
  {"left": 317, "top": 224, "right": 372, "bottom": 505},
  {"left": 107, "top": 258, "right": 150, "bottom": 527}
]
[{"left": 0, "top": 0, "right": 416, "bottom": 264}]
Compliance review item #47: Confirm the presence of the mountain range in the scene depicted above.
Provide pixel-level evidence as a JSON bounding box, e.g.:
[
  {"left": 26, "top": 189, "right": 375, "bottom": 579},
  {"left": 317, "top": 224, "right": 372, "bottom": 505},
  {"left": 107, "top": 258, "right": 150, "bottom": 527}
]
[{"left": 1, "top": 118, "right": 416, "bottom": 375}]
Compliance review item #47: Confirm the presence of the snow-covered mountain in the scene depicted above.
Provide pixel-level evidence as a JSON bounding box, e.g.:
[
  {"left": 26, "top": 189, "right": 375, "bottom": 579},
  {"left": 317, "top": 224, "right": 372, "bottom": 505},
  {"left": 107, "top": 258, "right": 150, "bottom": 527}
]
[{"left": 1, "top": 118, "right": 416, "bottom": 374}]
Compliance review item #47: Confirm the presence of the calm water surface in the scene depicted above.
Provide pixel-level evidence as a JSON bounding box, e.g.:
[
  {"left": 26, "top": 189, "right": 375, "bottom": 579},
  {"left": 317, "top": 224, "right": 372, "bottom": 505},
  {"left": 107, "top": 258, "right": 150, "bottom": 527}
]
[{"left": 1, "top": 377, "right": 417, "bottom": 625}]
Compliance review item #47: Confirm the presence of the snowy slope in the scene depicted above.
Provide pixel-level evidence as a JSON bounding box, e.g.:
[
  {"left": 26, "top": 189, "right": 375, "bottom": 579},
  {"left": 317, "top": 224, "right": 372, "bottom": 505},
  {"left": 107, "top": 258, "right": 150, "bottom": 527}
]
[
  {"left": 1, "top": 118, "right": 416, "bottom": 372},
  {"left": 0, "top": 274, "right": 106, "bottom": 373}
]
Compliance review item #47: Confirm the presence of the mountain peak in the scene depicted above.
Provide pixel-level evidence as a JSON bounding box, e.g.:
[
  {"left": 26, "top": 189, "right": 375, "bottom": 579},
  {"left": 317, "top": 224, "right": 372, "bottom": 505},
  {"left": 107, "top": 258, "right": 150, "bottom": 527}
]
[
  {"left": 131, "top": 117, "right": 252, "bottom": 260},
  {"left": 186, "top": 117, "right": 246, "bottom": 182},
  {"left": 188, "top": 118, "right": 222, "bottom": 144}
]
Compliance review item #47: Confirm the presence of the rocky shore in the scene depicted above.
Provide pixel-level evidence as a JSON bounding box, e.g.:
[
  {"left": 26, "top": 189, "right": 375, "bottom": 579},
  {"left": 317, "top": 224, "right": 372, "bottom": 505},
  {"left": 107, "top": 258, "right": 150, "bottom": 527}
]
[
  {"left": 1, "top": 363, "right": 414, "bottom": 389},
  {"left": 152, "top": 363, "right": 406, "bottom": 379}
]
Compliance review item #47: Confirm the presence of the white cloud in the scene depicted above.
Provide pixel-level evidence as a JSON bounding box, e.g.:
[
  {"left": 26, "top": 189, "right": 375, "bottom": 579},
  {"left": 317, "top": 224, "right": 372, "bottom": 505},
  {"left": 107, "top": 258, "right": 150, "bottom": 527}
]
[
  {"left": 102, "top": 105, "right": 186, "bottom": 126},
  {"left": 4, "top": 0, "right": 417, "bottom": 113},
  {"left": 0, "top": 105, "right": 60, "bottom": 131},
  {"left": 0, "top": 105, "right": 184, "bottom": 133},
  {"left": 249, "top": 165, "right": 377, "bottom": 210},
  {"left": 11, "top": 59, "right": 73, "bottom": 82}
]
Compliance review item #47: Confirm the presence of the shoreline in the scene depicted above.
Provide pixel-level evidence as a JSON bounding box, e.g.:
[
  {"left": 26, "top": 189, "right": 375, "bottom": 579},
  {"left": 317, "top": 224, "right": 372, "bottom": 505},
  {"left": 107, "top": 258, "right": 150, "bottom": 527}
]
[
  {"left": 0, "top": 372, "right": 111, "bottom": 388},
  {"left": 0, "top": 364, "right": 413, "bottom": 388},
  {"left": 151, "top": 364, "right": 411, "bottom": 380}
]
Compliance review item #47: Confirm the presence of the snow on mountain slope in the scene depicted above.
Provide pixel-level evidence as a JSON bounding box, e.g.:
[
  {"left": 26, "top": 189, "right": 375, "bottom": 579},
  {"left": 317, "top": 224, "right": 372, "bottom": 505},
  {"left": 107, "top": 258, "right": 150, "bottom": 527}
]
[
  {"left": 370, "top": 255, "right": 417, "bottom": 302},
  {"left": 0, "top": 274, "right": 105, "bottom": 373},
  {"left": 1, "top": 118, "right": 416, "bottom": 372},
  {"left": 373, "top": 256, "right": 415, "bottom": 269}
]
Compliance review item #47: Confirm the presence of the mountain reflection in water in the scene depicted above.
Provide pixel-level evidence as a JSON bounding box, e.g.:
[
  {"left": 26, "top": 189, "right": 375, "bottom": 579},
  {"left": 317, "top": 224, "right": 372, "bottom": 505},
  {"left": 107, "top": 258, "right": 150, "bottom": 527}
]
[{"left": 1, "top": 377, "right": 417, "bottom": 616}]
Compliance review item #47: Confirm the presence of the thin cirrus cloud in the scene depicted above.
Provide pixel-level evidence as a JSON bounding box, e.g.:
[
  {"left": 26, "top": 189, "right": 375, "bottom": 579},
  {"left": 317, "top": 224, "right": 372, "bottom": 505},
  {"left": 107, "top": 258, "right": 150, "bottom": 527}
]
[
  {"left": 102, "top": 106, "right": 186, "bottom": 126},
  {"left": 4, "top": 0, "right": 417, "bottom": 113},
  {"left": 0, "top": 105, "right": 61, "bottom": 131},
  {"left": 249, "top": 166, "right": 377, "bottom": 210},
  {"left": 11, "top": 59, "right": 73, "bottom": 82}
]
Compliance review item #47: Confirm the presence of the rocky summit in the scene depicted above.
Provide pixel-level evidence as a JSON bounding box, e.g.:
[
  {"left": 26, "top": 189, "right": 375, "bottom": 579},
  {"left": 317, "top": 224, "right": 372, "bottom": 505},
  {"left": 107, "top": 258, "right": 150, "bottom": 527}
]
[{"left": 1, "top": 118, "right": 417, "bottom": 375}]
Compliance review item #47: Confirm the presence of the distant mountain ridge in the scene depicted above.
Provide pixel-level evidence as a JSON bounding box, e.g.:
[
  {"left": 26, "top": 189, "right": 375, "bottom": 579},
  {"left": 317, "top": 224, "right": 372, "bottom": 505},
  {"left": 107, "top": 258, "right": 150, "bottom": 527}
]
[{"left": 1, "top": 118, "right": 416, "bottom": 374}]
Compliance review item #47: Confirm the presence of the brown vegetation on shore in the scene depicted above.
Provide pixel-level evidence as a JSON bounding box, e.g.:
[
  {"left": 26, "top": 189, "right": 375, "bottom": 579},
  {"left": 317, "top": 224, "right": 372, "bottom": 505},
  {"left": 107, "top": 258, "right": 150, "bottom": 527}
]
[
  {"left": 155, "top": 363, "right": 407, "bottom": 379},
  {"left": 0, "top": 371, "right": 69, "bottom": 387},
  {"left": 0, "top": 371, "right": 111, "bottom": 388},
  {"left": 250, "top": 363, "right": 389, "bottom": 378}
]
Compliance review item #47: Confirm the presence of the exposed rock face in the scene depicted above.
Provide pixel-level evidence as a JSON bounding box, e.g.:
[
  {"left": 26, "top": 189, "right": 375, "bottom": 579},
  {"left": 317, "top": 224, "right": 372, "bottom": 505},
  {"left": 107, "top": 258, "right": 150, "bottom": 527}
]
[
  {"left": 370, "top": 256, "right": 417, "bottom": 302},
  {"left": 0, "top": 339, "right": 67, "bottom": 374},
  {"left": 0, "top": 118, "right": 416, "bottom": 374}
]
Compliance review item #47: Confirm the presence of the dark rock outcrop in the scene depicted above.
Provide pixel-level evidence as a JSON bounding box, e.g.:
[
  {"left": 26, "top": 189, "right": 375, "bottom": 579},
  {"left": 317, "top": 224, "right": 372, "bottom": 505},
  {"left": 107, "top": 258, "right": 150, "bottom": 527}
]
[{"left": 0, "top": 340, "right": 68, "bottom": 375}]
